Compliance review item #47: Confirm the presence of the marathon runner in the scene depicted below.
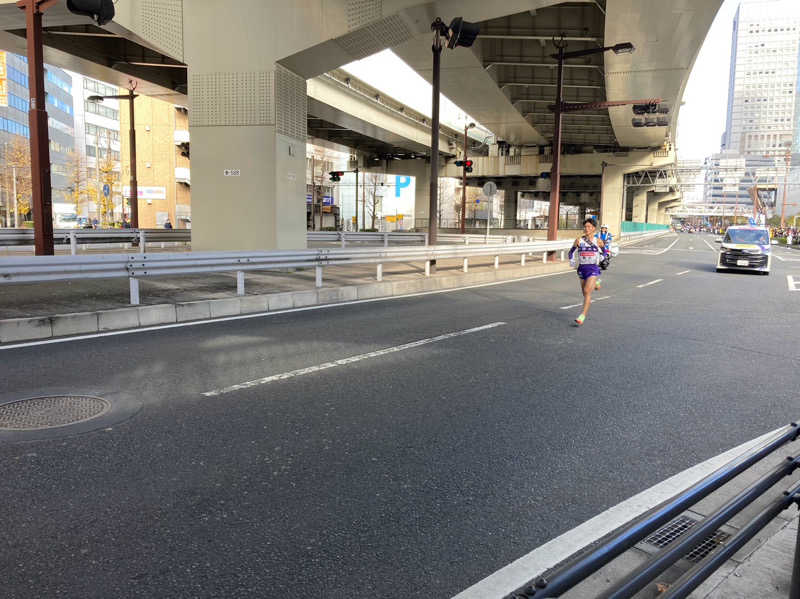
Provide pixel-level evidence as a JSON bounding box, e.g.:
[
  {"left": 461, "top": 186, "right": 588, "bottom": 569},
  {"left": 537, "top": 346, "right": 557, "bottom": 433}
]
[{"left": 568, "top": 218, "right": 605, "bottom": 326}]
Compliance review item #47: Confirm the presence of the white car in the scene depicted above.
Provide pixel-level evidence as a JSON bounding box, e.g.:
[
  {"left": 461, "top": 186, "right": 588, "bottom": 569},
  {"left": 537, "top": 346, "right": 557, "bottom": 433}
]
[{"left": 716, "top": 226, "right": 771, "bottom": 275}]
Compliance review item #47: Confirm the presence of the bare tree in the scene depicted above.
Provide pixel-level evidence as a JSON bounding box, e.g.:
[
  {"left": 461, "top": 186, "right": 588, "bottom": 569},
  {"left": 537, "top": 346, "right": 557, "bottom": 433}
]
[{"left": 365, "top": 172, "right": 383, "bottom": 230}]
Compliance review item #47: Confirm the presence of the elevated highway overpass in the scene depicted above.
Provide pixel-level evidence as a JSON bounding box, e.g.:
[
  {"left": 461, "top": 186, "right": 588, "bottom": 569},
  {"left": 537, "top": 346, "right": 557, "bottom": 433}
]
[{"left": 0, "top": 0, "right": 723, "bottom": 249}]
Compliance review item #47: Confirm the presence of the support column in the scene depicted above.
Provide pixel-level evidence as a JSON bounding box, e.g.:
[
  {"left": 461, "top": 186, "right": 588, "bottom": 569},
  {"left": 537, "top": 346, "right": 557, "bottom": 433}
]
[
  {"left": 184, "top": 10, "right": 307, "bottom": 251},
  {"left": 503, "top": 188, "right": 517, "bottom": 229},
  {"left": 646, "top": 192, "right": 660, "bottom": 224},
  {"left": 600, "top": 165, "right": 624, "bottom": 238},
  {"left": 632, "top": 189, "right": 649, "bottom": 223}
]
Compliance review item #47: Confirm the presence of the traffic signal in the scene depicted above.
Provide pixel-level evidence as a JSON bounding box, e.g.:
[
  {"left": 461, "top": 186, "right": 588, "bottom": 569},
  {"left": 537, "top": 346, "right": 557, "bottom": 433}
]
[
  {"left": 328, "top": 171, "right": 344, "bottom": 182},
  {"left": 446, "top": 17, "right": 480, "bottom": 49},
  {"left": 454, "top": 160, "right": 464, "bottom": 167},
  {"left": 66, "top": 0, "right": 115, "bottom": 25},
  {"left": 464, "top": 159, "right": 473, "bottom": 173}
]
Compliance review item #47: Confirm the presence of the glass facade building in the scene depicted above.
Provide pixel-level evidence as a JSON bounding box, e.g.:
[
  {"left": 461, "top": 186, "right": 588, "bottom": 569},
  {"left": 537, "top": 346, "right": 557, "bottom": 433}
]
[{"left": 0, "top": 52, "right": 75, "bottom": 202}]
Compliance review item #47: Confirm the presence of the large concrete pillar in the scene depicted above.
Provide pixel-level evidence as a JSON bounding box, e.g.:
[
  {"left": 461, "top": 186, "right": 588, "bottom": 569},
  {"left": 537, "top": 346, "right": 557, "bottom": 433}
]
[
  {"left": 657, "top": 194, "right": 681, "bottom": 225},
  {"left": 632, "top": 189, "right": 649, "bottom": 223},
  {"left": 600, "top": 165, "right": 625, "bottom": 238},
  {"left": 503, "top": 188, "right": 517, "bottom": 229},
  {"left": 646, "top": 193, "right": 660, "bottom": 224},
  {"left": 184, "top": 5, "right": 316, "bottom": 251}
]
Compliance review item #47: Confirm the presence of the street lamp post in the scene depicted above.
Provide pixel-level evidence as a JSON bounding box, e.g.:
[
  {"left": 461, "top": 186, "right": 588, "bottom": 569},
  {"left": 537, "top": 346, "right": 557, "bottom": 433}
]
[
  {"left": 88, "top": 81, "right": 139, "bottom": 228},
  {"left": 428, "top": 16, "right": 480, "bottom": 258},
  {"left": 547, "top": 39, "right": 634, "bottom": 243}
]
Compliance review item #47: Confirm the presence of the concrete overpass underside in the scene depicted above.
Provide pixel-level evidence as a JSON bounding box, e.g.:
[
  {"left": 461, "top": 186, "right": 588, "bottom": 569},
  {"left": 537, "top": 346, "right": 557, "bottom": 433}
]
[{"left": 0, "top": 0, "right": 723, "bottom": 250}]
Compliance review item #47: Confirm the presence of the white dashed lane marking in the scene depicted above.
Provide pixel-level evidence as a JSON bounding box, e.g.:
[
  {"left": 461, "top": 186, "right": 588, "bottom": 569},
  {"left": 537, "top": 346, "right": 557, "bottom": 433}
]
[
  {"left": 676, "top": 270, "right": 690, "bottom": 275},
  {"left": 637, "top": 279, "right": 664, "bottom": 288},
  {"left": 559, "top": 296, "right": 611, "bottom": 310},
  {"left": 788, "top": 276, "right": 800, "bottom": 292},
  {"left": 202, "top": 322, "right": 507, "bottom": 396}
]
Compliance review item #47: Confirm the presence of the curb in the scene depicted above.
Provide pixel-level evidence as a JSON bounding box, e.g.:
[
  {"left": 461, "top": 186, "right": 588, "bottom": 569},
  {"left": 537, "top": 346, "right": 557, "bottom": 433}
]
[{"left": 0, "top": 261, "right": 572, "bottom": 344}]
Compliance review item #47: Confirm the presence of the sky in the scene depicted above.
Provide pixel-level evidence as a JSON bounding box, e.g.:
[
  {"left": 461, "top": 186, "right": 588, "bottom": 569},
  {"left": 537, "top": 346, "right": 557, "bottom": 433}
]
[{"left": 674, "top": 0, "right": 739, "bottom": 161}]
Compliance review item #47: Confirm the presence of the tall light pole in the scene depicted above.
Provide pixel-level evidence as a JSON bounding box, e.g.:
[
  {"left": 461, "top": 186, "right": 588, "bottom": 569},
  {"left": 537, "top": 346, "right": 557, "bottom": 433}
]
[
  {"left": 547, "top": 39, "right": 635, "bottom": 242},
  {"left": 460, "top": 122, "right": 475, "bottom": 233},
  {"left": 89, "top": 81, "right": 139, "bottom": 228},
  {"left": 429, "top": 16, "right": 480, "bottom": 256}
]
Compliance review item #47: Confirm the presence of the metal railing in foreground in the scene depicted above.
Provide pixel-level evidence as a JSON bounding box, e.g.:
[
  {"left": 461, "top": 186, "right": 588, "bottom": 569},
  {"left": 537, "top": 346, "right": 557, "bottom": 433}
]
[
  {"left": 505, "top": 422, "right": 800, "bottom": 599},
  {"left": 0, "top": 239, "right": 573, "bottom": 305}
]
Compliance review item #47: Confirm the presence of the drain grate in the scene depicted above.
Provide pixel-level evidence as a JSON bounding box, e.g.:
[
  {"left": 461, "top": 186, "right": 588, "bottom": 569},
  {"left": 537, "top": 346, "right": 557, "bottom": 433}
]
[
  {"left": 644, "top": 515, "right": 730, "bottom": 563},
  {"left": 0, "top": 396, "right": 111, "bottom": 430}
]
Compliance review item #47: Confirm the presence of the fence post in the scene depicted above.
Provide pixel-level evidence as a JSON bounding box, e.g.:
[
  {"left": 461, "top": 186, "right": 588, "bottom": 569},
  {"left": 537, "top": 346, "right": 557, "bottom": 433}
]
[
  {"left": 384, "top": 232, "right": 389, "bottom": 247},
  {"left": 494, "top": 256, "right": 499, "bottom": 269},
  {"left": 236, "top": 271, "right": 245, "bottom": 296},
  {"left": 315, "top": 265, "right": 323, "bottom": 288},
  {"left": 425, "top": 260, "right": 431, "bottom": 276},
  {"left": 139, "top": 230, "right": 146, "bottom": 254},
  {"left": 377, "top": 263, "right": 383, "bottom": 281},
  {"left": 424, "top": 232, "right": 429, "bottom": 246},
  {"left": 69, "top": 231, "right": 77, "bottom": 255},
  {"left": 560, "top": 250, "right": 565, "bottom": 261},
  {"left": 543, "top": 251, "right": 548, "bottom": 263},
  {"left": 129, "top": 277, "right": 140, "bottom": 305},
  {"left": 521, "top": 254, "right": 526, "bottom": 266},
  {"left": 465, "top": 236, "right": 470, "bottom": 246},
  {"left": 341, "top": 232, "right": 346, "bottom": 248},
  {"left": 463, "top": 258, "right": 468, "bottom": 273}
]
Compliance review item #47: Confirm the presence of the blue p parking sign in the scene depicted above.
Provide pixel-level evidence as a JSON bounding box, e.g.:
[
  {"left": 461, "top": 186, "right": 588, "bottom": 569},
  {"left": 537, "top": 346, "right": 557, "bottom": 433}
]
[{"left": 102, "top": 183, "right": 110, "bottom": 198}]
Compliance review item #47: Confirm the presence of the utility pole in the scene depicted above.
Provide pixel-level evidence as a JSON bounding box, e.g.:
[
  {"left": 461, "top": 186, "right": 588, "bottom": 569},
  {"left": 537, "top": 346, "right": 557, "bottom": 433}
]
[
  {"left": 354, "top": 166, "right": 359, "bottom": 231},
  {"left": 781, "top": 149, "right": 790, "bottom": 228},
  {"left": 547, "top": 40, "right": 566, "bottom": 243},
  {"left": 18, "top": 0, "right": 56, "bottom": 254}
]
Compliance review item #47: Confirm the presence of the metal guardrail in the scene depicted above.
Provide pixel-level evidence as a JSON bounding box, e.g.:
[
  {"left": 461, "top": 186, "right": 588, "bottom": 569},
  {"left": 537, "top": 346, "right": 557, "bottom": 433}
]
[
  {"left": 307, "top": 231, "right": 428, "bottom": 247},
  {"left": 0, "top": 228, "right": 190, "bottom": 254},
  {"left": 505, "top": 422, "right": 800, "bottom": 599},
  {"left": 0, "top": 239, "right": 574, "bottom": 305}
]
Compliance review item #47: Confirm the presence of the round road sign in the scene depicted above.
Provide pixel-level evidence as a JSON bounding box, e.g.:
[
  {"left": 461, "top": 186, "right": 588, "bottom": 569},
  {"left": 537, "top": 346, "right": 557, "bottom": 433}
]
[{"left": 483, "top": 181, "right": 497, "bottom": 196}]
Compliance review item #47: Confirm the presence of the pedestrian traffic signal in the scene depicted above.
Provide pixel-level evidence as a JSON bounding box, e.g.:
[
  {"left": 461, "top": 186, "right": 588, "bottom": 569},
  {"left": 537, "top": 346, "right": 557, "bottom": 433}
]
[
  {"left": 66, "top": 0, "right": 115, "bottom": 25},
  {"left": 328, "top": 171, "right": 344, "bottom": 182}
]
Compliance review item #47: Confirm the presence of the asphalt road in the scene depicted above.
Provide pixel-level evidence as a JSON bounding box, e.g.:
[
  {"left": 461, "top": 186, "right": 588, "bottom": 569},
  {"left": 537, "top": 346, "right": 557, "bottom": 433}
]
[{"left": 1, "top": 233, "right": 799, "bottom": 598}]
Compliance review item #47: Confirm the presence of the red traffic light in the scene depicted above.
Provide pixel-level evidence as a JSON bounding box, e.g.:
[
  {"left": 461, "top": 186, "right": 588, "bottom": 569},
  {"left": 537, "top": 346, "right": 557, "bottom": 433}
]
[{"left": 465, "top": 160, "right": 473, "bottom": 167}]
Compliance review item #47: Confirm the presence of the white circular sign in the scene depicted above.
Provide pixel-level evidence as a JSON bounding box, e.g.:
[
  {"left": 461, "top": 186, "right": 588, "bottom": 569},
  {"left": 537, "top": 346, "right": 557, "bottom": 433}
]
[{"left": 483, "top": 181, "right": 498, "bottom": 196}]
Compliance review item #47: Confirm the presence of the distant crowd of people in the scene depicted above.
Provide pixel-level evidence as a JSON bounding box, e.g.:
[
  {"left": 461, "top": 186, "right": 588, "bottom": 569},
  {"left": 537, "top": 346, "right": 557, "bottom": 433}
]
[
  {"left": 770, "top": 227, "right": 799, "bottom": 245},
  {"left": 78, "top": 217, "right": 174, "bottom": 229}
]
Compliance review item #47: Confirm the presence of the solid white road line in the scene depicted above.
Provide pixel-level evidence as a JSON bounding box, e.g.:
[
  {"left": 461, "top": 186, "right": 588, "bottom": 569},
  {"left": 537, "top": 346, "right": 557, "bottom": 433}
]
[
  {"left": 450, "top": 425, "right": 789, "bottom": 599},
  {"left": 788, "top": 275, "right": 800, "bottom": 291},
  {"left": 558, "top": 296, "right": 610, "bottom": 310},
  {"left": 775, "top": 255, "right": 786, "bottom": 262},
  {"left": 637, "top": 279, "right": 663, "bottom": 288},
  {"left": 202, "top": 322, "right": 506, "bottom": 397},
  {"left": 676, "top": 270, "right": 690, "bottom": 276},
  {"left": 688, "top": 246, "right": 694, "bottom": 250},
  {"left": 703, "top": 238, "right": 717, "bottom": 251},
  {"left": 0, "top": 270, "right": 574, "bottom": 351}
]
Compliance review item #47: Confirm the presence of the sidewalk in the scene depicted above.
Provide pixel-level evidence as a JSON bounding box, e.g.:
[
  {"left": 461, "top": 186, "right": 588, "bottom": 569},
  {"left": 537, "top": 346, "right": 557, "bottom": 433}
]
[
  {"left": 0, "top": 253, "right": 572, "bottom": 343},
  {"left": 542, "top": 433, "right": 800, "bottom": 599}
]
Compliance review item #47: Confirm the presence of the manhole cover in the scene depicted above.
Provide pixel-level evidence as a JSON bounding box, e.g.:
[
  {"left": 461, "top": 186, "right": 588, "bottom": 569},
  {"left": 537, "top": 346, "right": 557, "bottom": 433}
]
[{"left": 0, "top": 396, "right": 111, "bottom": 430}]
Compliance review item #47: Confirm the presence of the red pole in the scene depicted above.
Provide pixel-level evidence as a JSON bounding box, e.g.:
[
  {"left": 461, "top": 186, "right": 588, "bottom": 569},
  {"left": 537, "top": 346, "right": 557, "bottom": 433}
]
[
  {"left": 20, "top": 0, "right": 55, "bottom": 255},
  {"left": 547, "top": 46, "right": 565, "bottom": 242}
]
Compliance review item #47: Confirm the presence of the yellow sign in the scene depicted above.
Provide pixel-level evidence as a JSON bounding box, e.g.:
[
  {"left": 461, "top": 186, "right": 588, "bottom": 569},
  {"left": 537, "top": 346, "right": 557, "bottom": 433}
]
[{"left": 0, "top": 52, "right": 7, "bottom": 108}]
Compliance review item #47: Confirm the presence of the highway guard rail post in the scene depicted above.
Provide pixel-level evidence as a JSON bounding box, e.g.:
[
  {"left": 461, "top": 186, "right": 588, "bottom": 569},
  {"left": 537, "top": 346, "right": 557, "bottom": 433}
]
[
  {"left": 504, "top": 422, "right": 800, "bottom": 599},
  {"left": 1, "top": 239, "right": 572, "bottom": 305},
  {"left": 0, "top": 230, "right": 670, "bottom": 306}
]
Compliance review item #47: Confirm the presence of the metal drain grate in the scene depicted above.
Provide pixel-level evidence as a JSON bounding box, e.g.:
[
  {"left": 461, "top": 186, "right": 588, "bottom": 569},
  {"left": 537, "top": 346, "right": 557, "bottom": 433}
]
[
  {"left": 0, "top": 396, "right": 110, "bottom": 430},
  {"left": 685, "top": 529, "right": 730, "bottom": 563},
  {"left": 644, "top": 515, "right": 730, "bottom": 563}
]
